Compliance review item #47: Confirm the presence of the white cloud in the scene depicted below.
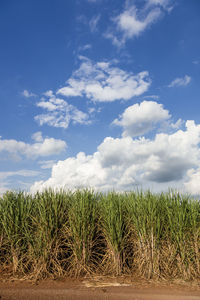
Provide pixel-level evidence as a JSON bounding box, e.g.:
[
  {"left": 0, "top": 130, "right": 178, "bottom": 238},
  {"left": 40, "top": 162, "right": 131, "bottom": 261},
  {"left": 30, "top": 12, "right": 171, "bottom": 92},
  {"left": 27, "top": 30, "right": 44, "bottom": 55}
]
[
  {"left": 0, "top": 170, "right": 40, "bottom": 180},
  {"left": 31, "top": 131, "right": 43, "bottom": 142},
  {"left": 117, "top": 6, "right": 161, "bottom": 39},
  {"left": 88, "top": 107, "right": 96, "bottom": 114},
  {"left": 30, "top": 117, "right": 200, "bottom": 194},
  {"left": 171, "top": 118, "right": 184, "bottom": 129},
  {"left": 105, "top": 1, "right": 173, "bottom": 46},
  {"left": 113, "top": 101, "right": 170, "bottom": 137},
  {"left": 78, "top": 44, "right": 92, "bottom": 52},
  {"left": 148, "top": 0, "right": 165, "bottom": 4},
  {"left": 89, "top": 14, "right": 100, "bottom": 32},
  {"left": 22, "top": 90, "right": 36, "bottom": 98},
  {"left": 57, "top": 57, "right": 151, "bottom": 102},
  {"left": 147, "top": 0, "right": 171, "bottom": 9},
  {"left": 43, "top": 90, "right": 54, "bottom": 97},
  {"left": 168, "top": 75, "right": 191, "bottom": 87},
  {"left": 38, "top": 160, "right": 57, "bottom": 169},
  {"left": 35, "top": 95, "right": 90, "bottom": 129},
  {"left": 144, "top": 94, "right": 160, "bottom": 100},
  {"left": 0, "top": 133, "right": 67, "bottom": 160},
  {"left": 88, "top": 106, "right": 101, "bottom": 115},
  {"left": 184, "top": 168, "right": 200, "bottom": 195}
]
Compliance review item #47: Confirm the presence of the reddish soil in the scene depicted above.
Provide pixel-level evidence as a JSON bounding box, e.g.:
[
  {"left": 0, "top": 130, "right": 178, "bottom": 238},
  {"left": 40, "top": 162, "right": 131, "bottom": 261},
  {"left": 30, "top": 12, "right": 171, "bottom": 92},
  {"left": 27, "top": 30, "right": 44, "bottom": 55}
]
[{"left": 0, "top": 277, "right": 199, "bottom": 300}]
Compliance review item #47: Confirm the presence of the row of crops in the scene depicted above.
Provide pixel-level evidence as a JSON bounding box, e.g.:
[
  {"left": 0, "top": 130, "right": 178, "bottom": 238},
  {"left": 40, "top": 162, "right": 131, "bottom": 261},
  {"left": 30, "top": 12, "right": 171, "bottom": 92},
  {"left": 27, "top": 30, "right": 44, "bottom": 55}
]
[{"left": 0, "top": 189, "right": 199, "bottom": 280}]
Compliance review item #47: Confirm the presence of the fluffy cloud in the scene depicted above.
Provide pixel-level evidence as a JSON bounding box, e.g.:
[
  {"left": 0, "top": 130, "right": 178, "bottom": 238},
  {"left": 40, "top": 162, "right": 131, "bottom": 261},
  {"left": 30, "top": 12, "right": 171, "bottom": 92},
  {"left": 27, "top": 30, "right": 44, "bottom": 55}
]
[
  {"left": 105, "top": 1, "right": 172, "bottom": 46},
  {"left": 116, "top": 6, "right": 161, "bottom": 38},
  {"left": 0, "top": 133, "right": 66, "bottom": 160},
  {"left": 43, "top": 90, "right": 54, "bottom": 97},
  {"left": 35, "top": 94, "right": 90, "bottom": 129},
  {"left": 30, "top": 115, "right": 200, "bottom": 194},
  {"left": 113, "top": 101, "right": 170, "bottom": 137},
  {"left": 168, "top": 75, "right": 191, "bottom": 87},
  {"left": 184, "top": 169, "right": 200, "bottom": 195},
  {"left": 57, "top": 57, "right": 151, "bottom": 102}
]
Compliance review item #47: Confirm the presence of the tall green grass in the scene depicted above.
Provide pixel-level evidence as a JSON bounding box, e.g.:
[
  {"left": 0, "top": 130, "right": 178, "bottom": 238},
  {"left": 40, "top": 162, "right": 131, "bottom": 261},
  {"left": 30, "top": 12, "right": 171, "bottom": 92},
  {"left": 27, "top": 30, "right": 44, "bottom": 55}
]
[
  {"left": 0, "top": 191, "right": 33, "bottom": 275},
  {"left": 99, "top": 192, "right": 130, "bottom": 275},
  {"left": 65, "top": 190, "right": 99, "bottom": 276},
  {"left": 0, "top": 189, "right": 199, "bottom": 280}
]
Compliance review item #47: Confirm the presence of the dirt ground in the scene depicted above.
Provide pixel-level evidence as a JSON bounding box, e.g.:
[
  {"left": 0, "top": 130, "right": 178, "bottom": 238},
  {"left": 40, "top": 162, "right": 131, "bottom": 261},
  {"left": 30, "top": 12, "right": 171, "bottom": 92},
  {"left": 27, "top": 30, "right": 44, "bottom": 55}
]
[{"left": 0, "top": 277, "right": 200, "bottom": 300}]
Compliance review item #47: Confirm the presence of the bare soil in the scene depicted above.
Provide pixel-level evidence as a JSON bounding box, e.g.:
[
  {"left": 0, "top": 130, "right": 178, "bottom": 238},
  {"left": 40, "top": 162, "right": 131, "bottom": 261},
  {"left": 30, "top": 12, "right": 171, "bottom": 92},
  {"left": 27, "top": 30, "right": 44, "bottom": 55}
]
[{"left": 0, "top": 277, "right": 200, "bottom": 300}]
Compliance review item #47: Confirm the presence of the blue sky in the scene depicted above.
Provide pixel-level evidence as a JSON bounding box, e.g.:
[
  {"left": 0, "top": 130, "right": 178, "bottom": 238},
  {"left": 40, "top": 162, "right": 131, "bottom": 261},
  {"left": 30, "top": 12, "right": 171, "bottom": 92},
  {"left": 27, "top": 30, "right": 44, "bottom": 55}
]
[{"left": 0, "top": 0, "right": 200, "bottom": 195}]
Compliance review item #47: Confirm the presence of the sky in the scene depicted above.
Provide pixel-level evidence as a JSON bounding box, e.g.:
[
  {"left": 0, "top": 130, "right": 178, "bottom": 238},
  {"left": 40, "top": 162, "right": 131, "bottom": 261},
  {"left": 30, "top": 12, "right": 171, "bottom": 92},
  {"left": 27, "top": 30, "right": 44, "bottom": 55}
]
[{"left": 0, "top": 0, "right": 200, "bottom": 195}]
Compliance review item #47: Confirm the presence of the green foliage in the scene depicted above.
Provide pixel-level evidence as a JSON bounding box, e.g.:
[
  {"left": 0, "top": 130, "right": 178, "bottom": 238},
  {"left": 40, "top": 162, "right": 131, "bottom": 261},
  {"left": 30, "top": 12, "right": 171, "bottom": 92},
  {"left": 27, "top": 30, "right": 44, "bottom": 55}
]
[
  {"left": 0, "top": 189, "right": 199, "bottom": 280},
  {"left": 65, "top": 190, "right": 100, "bottom": 276},
  {"left": 99, "top": 192, "right": 129, "bottom": 275}
]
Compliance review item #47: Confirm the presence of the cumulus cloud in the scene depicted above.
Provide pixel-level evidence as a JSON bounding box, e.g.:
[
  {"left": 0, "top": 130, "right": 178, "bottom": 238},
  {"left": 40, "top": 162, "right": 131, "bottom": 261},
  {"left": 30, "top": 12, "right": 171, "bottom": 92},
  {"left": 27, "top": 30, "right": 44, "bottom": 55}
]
[
  {"left": 30, "top": 117, "right": 200, "bottom": 194},
  {"left": 184, "top": 168, "right": 200, "bottom": 195},
  {"left": 105, "top": 0, "right": 172, "bottom": 46},
  {"left": 22, "top": 90, "right": 36, "bottom": 98},
  {"left": 113, "top": 101, "right": 170, "bottom": 137},
  {"left": 35, "top": 93, "right": 90, "bottom": 129},
  {"left": 57, "top": 57, "right": 151, "bottom": 102},
  {"left": 0, "top": 133, "right": 66, "bottom": 160},
  {"left": 168, "top": 75, "right": 191, "bottom": 87}
]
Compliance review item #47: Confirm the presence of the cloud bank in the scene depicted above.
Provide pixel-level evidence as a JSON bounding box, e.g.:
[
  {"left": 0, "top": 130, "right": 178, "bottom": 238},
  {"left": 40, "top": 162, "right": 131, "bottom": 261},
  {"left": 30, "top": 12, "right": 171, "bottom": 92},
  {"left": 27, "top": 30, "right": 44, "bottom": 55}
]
[{"left": 31, "top": 102, "right": 200, "bottom": 195}]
